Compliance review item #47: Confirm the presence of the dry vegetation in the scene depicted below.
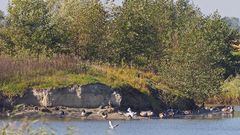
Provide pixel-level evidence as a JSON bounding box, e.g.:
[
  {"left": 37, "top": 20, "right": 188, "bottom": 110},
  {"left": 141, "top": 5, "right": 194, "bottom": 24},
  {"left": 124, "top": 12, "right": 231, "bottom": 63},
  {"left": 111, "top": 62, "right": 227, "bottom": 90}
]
[
  {"left": 0, "top": 55, "right": 85, "bottom": 81},
  {"left": 0, "top": 55, "right": 239, "bottom": 105},
  {"left": 0, "top": 55, "right": 171, "bottom": 96},
  {"left": 0, "top": 55, "right": 90, "bottom": 96},
  {"left": 208, "top": 75, "right": 240, "bottom": 105}
]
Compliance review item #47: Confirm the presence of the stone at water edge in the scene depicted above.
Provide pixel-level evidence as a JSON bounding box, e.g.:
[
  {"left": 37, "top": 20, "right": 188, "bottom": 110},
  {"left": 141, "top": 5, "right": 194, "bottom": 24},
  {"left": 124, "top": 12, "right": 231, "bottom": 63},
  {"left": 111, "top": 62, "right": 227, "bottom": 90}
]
[
  {"left": 140, "top": 111, "right": 147, "bottom": 117},
  {"left": 147, "top": 111, "right": 154, "bottom": 117}
]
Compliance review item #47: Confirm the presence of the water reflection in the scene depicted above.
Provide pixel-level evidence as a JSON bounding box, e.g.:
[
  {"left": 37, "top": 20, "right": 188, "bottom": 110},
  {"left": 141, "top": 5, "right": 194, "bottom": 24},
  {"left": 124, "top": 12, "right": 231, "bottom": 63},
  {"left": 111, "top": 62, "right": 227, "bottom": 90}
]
[
  {"left": 106, "top": 129, "right": 116, "bottom": 135},
  {"left": 181, "top": 112, "right": 235, "bottom": 120}
]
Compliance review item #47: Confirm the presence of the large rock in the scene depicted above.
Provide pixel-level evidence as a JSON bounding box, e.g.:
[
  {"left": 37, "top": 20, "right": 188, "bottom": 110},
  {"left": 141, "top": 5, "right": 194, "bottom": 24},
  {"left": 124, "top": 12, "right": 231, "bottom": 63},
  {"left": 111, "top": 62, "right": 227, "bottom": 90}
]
[
  {"left": 115, "top": 85, "right": 152, "bottom": 111},
  {"left": 157, "top": 89, "right": 197, "bottom": 110},
  {"left": 15, "top": 83, "right": 122, "bottom": 108},
  {"left": 170, "top": 98, "right": 197, "bottom": 110},
  {"left": 0, "top": 84, "right": 197, "bottom": 112},
  {"left": 0, "top": 94, "right": 16, "bottom": 111}
]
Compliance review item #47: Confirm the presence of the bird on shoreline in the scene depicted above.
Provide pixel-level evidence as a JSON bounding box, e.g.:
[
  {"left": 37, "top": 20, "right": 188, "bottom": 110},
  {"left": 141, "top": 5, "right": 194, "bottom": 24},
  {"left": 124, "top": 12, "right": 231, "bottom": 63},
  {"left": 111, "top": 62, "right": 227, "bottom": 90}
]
[
  {"left": 222, "top": 106, "right": 234, "bottom": 114},
  {"left": 101, "top": 112, "right": 108, "bottom": 119},
  {"left": 125, "top": 107, "right": 137, "bottom": 118},
  {"left": 81, "top": 109, "right": 87, "bottom": 117},
  {"left": 229, "top": 106, "right": 234, "bottom": 113},
  {"left": 59, "top": 110, "right": 65, "bottom": 118},
  {"left": 183, "top": 110, "right": 192, "bottom": 115},
  {"left": 6, "top": 110, "right": 10, "bottom": 117},
  {"left": 109, "top": 120, "right": 119, "bottom": 129},
  {"left": 81, "top": 109, "right": 92, "bottom": 117},
  {"left": 159, "top": 112, "right": 166, "bottom": 119},
  {"left": 167, "top": 109, "right": 175, "bottom": 117}
]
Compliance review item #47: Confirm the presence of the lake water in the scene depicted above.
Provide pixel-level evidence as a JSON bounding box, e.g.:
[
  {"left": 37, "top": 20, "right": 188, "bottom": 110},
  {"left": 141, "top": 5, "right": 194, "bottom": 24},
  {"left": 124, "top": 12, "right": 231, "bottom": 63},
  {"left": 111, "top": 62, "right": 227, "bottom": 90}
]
[{"left": 1, "top": 107, "right": 240, "bottom": 135}]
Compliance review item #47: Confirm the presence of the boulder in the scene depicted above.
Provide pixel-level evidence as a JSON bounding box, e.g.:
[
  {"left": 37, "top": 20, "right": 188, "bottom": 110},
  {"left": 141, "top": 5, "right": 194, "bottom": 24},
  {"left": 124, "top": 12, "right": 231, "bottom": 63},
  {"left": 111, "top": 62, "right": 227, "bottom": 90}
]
[
  {"left": 0, "top": 94, "right": 17, "bottom": 111},
  {"left": 170, "top": 98, "right": 197, "bottom": 111},
  {"left": 140, "top": 111, "right": 154, "bottom": 117},
  {"left": 146, "top": 111, "right": 154, "bottom": 117},
  {"left": 15, "top": 83, "right": 122, "bottom": 108},
  {"left": 0, "top": 84, "right": 197, "bottom": 113},
  {"left": 140, "top": 111, "right": 147, "bottom": 117},
  {"left": 115, "top": 85, "right": 152, "bottom": 111},
  {"left": 157, "top": 89, "right": 197, "bottom": 111}
]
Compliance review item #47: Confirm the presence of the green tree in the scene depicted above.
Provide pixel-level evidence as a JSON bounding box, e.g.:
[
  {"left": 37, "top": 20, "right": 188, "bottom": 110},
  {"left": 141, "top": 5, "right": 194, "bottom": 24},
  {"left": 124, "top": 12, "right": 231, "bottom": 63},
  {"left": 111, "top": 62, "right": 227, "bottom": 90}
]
[
  {"left": 108, "top": 0, "right": 161, "bottom": 66},
  {"left": 53, "top": 0, "right": 107, "bottom": 60},
  {"left": 223, "top": 17, "right": 240, "bottom": 31},
  {"left": 203, "top": 13, "right": 240, "bottom": 77},
  {"left": 0, "top": 10, "right": 6, "bottom": 54},
  {"left": 2, "top": 0, "right": 61, "bottom": 56},
  {"left": 221, "top": 17, "right": 240, "bottom": 75},
  {"left": 0, "top": 10, "right": 4, "bottom": 28},
  {"left": 160, "top": 1, "right": 235, "bottom": 103}
]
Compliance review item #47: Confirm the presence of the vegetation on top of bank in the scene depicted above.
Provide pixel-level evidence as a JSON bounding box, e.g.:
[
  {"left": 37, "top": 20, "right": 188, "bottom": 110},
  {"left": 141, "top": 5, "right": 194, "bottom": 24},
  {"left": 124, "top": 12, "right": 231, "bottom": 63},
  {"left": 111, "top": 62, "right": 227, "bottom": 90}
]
[
  {"left": 207, "top": 75, "right": 240, "bottom": 105},
  {"left": 222, "top": 75, "right": 240, "bottom": 103},
  {"left": 0, "top": 0, "right": 239, "bottom": 103},
  {"left": 0, "top": 55, "right": 172, "bottom": 97}
]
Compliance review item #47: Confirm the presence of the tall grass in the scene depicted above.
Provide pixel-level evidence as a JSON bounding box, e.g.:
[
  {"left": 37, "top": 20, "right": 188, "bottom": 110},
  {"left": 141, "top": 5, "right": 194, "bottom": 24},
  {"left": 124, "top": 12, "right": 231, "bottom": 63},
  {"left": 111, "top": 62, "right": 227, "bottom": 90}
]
[
  {"left": 90, "top": 64, "right": 170, "bottom": 94},
  {"left": 207, "top": 75, "right": 240, "bottom": 105},
  {"left": 0, "top": 55, "right": 89, "bottom": 96},
  {"left": 0, "top": 55, "right": 85, "bottom": 82},
  {"left": 221, "top": 75, "right": 240, "bottom": 104},
  {"left": 0, "top": 55, "right": 172, "bottom": 97}
]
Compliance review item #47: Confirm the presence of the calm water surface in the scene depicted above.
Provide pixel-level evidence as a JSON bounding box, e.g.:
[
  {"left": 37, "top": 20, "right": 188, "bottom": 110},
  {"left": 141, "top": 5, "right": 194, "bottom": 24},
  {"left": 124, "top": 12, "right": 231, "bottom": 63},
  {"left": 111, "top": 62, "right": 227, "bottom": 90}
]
[{"left": 1, "top": 107, "right": 240, "bottom": 135}]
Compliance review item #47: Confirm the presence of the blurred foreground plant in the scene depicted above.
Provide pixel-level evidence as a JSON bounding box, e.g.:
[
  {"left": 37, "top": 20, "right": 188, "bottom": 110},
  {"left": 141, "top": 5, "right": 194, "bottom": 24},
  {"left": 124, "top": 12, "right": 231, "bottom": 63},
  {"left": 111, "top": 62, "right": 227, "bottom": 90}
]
[{"left": 0, "top": 119, "right": 79, "bottom": 135}]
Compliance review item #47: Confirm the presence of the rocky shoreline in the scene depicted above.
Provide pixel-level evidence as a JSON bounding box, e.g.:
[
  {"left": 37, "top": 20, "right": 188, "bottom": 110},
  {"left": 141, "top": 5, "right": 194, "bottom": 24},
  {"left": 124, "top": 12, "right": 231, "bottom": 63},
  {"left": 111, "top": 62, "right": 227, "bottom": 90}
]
[
  {"left": 0, "top": 104, "right": 235, "bottom": 120},
  {"left": 0, "top": 83, "right": 235, "bottom": 120}
]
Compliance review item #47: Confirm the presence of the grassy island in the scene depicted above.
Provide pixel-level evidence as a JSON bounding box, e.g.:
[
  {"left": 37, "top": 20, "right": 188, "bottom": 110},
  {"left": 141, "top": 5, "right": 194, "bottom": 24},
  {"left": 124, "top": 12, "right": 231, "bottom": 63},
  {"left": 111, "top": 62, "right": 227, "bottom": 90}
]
[{"left": 0, "top": 0, "right": 239, "bottom": 105}]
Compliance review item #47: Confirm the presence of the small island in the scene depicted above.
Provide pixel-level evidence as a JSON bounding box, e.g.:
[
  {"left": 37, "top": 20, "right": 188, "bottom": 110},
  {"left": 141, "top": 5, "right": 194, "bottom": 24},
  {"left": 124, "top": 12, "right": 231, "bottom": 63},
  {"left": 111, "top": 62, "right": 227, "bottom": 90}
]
[{"left": 0, "top": 0, "right": 239, "bottom": 134}]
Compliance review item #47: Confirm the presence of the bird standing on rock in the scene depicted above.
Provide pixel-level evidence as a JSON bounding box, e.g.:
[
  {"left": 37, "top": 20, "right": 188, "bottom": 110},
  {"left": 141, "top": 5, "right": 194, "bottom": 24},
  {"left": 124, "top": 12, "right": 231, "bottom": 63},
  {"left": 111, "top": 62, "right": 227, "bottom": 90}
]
[
  {"left": 229, "top": 106, "right": 234, "bottom": 113},
  {"left": 81, "top": 109, "right": 92, "bottom": 117},
  {"left": 127, "top": 108, "right": 131, "bottom": 112},
  {"left": 183, "top": 110, "right": 192, "bottom": 115},
  {"left": 222, "top": 106, "right": 234, "bottom": 114},
  {"left": 81, "top": 109, "right": 86, "bottom": 117},
  {"left": 59, "top": 110, "right": 65, "bottom": 118},
  {"left": 125, "top": 107, "right": 137, "bottom": 119},
  {"left": 6, "top": 110, "right": 10, "bottom": 117},
  {"left": 167, "top": 109, "right": 175, "bottom": 117},
  {"left": 101, "top": 112, "right": 108, "bottom": 119},
  {"left": 159, "top": 112, "right": 166, "bottom": 119}
]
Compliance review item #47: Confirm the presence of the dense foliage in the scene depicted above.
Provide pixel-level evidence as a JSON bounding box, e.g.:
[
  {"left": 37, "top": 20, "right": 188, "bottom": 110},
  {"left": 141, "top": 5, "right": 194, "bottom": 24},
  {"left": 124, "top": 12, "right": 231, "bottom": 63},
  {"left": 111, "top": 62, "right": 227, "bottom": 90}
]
[
  {"left": 223, "top": 17, "right": 240, "bottom": 31},
  {"left": 0, "top": 0, "right": 239, "bottom": 103}
]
